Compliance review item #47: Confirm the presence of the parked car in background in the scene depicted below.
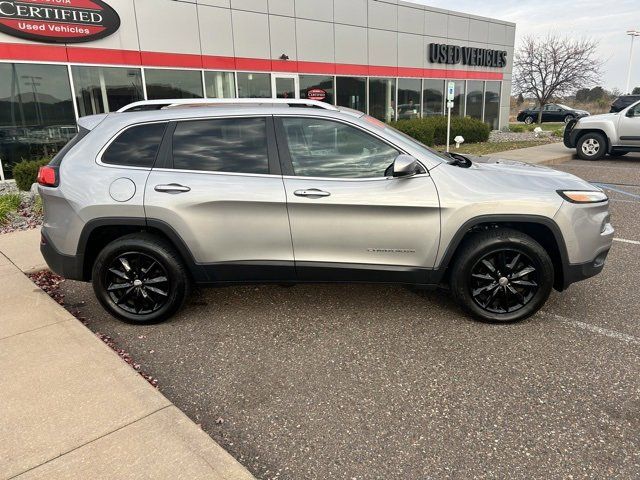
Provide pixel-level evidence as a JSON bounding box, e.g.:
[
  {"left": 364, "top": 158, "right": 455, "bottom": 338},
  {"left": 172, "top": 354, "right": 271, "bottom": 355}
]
[
  {"left": 397, "top": 102, "right": 420, "bottom": 120},
  {"left": 517, "top": 104, "right": 590, "bottom": 124},
  {"left": 38, "top": 99, "right": 613, "bottom": 325},
  {"left": 610, "top": 95, "right": 640, "bottom": 113},
  {"left": 564, "top": 99, "right": 640, "bottom": 160}
]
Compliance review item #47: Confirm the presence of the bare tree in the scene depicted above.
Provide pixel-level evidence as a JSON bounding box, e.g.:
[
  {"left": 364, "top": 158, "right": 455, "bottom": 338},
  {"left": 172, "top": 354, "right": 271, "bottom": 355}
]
[{"left": 514, "top": 35, "right": 603, "bottom": 123}]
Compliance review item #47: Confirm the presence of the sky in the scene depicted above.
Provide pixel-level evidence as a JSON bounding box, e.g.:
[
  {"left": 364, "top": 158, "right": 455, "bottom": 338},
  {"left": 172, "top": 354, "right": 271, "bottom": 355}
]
[{"left": 409, "top": 0, "right": 640, "bottom": 94}]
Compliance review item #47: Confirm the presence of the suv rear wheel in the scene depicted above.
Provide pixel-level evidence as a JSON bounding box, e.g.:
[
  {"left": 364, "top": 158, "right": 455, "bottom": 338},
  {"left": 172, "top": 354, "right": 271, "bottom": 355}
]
[
  {"left": 577, "top": 132, "right": 606, "bottom": 160},
  {"left": 92, "top": 233, "right": 190, "bottom": 324},
  {"left": 449, "top": 228, "right": 554, "bottom": 323}
]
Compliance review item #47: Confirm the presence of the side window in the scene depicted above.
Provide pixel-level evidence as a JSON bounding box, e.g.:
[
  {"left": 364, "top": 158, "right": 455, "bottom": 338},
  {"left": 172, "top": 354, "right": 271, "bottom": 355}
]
[
  {"left": 102, "top": 123, "right": 167, "bottom": 168},
  {"left": 281, "top": 117, "right": 399, "bottom": 178},
  {"left": 172, "top": 117, "right": 269, "bottom": 174},
  {"left": 628, "top": 104, "right": 640, "bottom": 117}
]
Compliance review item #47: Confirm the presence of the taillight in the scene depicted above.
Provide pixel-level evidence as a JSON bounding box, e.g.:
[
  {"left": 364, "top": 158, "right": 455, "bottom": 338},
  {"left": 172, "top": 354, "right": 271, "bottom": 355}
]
[{"left": 37, "top": 166, "right": 58, "bottom": 187}]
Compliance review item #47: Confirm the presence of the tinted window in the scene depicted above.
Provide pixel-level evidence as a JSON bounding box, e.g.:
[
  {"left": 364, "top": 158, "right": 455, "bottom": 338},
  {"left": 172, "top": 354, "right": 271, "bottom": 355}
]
[
  {"left": 281, "top": 117, "right": 399, "bottom": 178},
  {"left": 172, "top": 118, "right": 269, "bottom": 174},
  {"left": 102, "top": 123, "right": 167, "bottom": 168}
]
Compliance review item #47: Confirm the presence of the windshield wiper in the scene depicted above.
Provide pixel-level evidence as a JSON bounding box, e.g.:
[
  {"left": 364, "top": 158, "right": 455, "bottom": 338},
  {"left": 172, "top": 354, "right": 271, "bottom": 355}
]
[{"left": 441, "top": 151, "right": 472, "bottom": 168}]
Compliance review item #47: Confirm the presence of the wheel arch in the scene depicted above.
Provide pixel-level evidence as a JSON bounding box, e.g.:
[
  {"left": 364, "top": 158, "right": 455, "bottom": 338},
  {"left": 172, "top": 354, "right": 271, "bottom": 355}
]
[
  {"left": 436, "top": 215, "right": 569, "bottom": 291},
  {"left": 77, "top": 218, "right": 206, "bottom": 282}
]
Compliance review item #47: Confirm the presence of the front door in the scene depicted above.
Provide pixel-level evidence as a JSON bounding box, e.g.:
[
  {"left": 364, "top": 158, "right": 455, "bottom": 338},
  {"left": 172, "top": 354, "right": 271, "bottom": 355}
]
[
  {"left": 274, "top": 115, "right": 441, "bottom": 283},
  {"left": 617, "top": 102, "right": 640, "bottom": 147},
  {"left": 144, "top": 115, "right": 295, "bottom": 282},
  {"left": 272, "top": 74, "right": 299, "bottom": 99}
]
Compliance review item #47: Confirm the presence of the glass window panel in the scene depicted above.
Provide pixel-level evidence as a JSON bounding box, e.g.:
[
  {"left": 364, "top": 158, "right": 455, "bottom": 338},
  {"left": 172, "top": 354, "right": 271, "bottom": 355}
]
[
  {"left": 299, "top": 75, "right": 334, "bottom": 104},
  {"left": 237, "top": 73, "right": 272, "bottom": 98},
  {"left": 369, "top": 78, "right": 396, "bottom": 123},
  {"left": 335, "top": 76, "right": 366, "bottom": 112},
  {"left": 145, "top": 69, "right": 203, "bottom": 99},
  {"left": 484, "top": 81, "right": 501, "bottom": 130},
  {"left": 172, "top": 118, "right": 269, "bottom": 174},
  {"left": 451, "top": 80, "right": 465, "bottom": 117},
  {"left": 72, "top": 66, "right": 143, "bottom": 117},
  {"left": 422, "top": 79, "right": 444, "bottom": 117},
  {"left": 204, "top": 71, "right": 235, "bottom": 98},
  {"left": 397, "top": 78, "right": 421, "bottom": 119},
  {"left": 281, "top": 117, "right": 399, "bottom": 179},
  {"left": 102, "top": 123, "right": 166, "bottom": 168},
  {"left": 466, "top": 80, "right": 484, "bottom": 120},
  {"left": 0, "top": 63, "right": 75, "bottom": 177}
]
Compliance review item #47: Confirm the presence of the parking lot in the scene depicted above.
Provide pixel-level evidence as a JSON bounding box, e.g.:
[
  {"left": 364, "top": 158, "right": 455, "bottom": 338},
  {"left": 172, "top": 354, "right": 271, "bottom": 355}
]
[{"left": 60, "top": 154, "right": 640, "bottom": 479}]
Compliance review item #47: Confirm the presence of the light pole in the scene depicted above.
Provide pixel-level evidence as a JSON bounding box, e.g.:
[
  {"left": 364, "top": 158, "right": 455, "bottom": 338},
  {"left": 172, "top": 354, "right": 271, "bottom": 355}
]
[{"left": 625, "top": 30, "right": 640, "bottom": 95}]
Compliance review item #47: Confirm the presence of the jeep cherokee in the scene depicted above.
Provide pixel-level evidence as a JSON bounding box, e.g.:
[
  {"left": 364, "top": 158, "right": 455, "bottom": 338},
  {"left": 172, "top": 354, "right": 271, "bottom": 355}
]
[{"left": 38, "top": 99, "right": 613, "bottom": 324}]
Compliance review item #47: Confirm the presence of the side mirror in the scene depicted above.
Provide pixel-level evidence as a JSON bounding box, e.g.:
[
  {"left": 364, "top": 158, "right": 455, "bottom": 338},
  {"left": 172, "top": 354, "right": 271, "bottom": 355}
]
[{"left": 392, "top": 154, "right": 420, "bottom": 178}]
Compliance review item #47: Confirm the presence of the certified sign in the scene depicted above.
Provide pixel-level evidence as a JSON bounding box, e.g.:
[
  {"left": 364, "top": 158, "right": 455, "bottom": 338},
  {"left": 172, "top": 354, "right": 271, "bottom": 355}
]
[
  {"left": 0, "top": 0, "right": 120, "bottom": 44},
  {"left": 307, "top": 88, "right": 327, "bottom": 101}
]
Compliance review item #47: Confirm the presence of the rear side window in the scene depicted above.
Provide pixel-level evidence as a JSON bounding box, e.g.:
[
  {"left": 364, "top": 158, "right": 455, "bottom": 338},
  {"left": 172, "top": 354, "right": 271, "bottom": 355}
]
[
  {"left": 50, "top": 127, "right": 88, "bottom": 166},
  {"left": 171, "top": 117, "right": 269, "bottom": 174},
  {"left": 102, "top": 123, "right": 167, "bottom": 168}
]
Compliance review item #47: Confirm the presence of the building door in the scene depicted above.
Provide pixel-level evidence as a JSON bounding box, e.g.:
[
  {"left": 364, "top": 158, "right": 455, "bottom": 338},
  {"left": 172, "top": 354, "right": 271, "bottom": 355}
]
[{"left": 272, "top": 74, "right": 299, "bottom": 99}]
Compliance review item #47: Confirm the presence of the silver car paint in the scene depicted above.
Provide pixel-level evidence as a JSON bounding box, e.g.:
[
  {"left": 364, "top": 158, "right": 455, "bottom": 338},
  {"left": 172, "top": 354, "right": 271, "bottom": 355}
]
[
  {"left": 40, "top": 104, "right": 612, "bottom": 277},
  {"left": 572, "top": 100, "right": 640, "bottom": 147}
]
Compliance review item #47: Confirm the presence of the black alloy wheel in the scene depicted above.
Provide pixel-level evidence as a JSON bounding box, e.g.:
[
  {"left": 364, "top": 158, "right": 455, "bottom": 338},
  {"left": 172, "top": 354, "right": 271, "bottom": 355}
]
[
  {"left": 449, "top": 228, "right": 554, "bottom": 323},
  {"left": 92, "top": 233, "right": 190, "bottom": 324},
  {"left": 469, "top": 249, "right": 539, "bottom": 315},
  {"left": 105, "top": 251, "right": 170, "bottom": 315}
]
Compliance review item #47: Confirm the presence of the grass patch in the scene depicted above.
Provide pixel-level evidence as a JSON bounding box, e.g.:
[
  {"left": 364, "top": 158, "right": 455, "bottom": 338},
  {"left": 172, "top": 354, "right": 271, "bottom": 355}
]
[
  {"left": 509, "top": 122, "right": 565, "bottom": 132},
  {"left": 434, "top": 139, "right": 559, "bottom": 156},
  {"left": 0, "top": 193, "right": 22, "bottom": 224}
]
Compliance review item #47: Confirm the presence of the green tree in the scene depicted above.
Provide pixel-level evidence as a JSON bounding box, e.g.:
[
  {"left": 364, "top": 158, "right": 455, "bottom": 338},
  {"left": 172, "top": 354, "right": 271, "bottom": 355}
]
[
  {"left": 575, "top": 88, "right": 590, "bottom": 102},
  {"left": 633, "top": 86, "right": 640, "bottom": 95}
]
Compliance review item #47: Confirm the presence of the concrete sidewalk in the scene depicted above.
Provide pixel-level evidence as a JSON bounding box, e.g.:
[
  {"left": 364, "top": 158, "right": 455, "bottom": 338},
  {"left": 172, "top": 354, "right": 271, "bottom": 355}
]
[
  {"left": 0, "top": 229, "right": 254, "bottom": 480},
  {"left": 485, "top": 141, "right": 575, "bottom": 165}
]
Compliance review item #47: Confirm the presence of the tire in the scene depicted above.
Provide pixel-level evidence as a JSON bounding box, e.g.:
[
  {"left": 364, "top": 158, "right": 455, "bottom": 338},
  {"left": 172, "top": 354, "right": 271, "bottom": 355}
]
[
  {"left": 449, "top": 228, "right": 554, "bottom": 323},
  {"left": 563, "top": 114, "right": 574, "bottom": 123},
  {"left": 92, "top": 233, "right": 190, "bottom": 324},
  {"left": 576, "top": 132, "right": 607, "bottom": 160},
  {"left": 524, "top": 116, "right": 535, "bottom": 125},
  {"left": 609, "top": 151, "right": 628, "bottom": 157}
]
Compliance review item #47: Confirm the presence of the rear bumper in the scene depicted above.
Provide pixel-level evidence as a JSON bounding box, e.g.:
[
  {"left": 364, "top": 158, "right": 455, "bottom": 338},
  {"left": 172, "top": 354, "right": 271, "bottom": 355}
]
[
  {"left": 40, "top": 230, "right": 85, "bottom": 281},
  {"left": 562, "top": 247, "right": 610, "bottom": 289}
]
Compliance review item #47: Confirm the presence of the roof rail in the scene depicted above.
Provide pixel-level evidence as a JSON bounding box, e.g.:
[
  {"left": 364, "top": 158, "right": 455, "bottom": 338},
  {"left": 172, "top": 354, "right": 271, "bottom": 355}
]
[{"left": 117, "top": 98, "right": 339, "bottom": 113}]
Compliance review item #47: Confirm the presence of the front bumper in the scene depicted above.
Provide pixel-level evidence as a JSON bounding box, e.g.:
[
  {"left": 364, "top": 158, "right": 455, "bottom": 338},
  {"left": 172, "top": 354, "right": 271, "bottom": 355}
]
[
  {"left": 40, "top": 230, "right": 85, "bottom": 281},
  {"left": 562, "top": 247, "right": 610, "bottom": 289}
]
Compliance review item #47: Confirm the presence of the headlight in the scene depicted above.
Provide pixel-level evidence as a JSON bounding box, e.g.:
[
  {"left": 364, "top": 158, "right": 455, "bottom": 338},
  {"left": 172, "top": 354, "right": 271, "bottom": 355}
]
[{"left": 558, "top": 190, "right": 608, "bottom": 203}]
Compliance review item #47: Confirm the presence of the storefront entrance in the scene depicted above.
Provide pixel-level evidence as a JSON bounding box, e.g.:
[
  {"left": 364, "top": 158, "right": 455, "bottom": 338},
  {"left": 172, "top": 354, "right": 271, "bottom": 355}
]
[{"left": 272, "top": 74, "right": 299, "bottom": 99}]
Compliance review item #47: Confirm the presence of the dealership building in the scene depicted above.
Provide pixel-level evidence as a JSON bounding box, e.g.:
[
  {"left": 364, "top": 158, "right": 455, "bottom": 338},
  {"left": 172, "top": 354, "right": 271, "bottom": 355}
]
[{"left": 0, "top": 0, "right": 515, "bottom": 172}]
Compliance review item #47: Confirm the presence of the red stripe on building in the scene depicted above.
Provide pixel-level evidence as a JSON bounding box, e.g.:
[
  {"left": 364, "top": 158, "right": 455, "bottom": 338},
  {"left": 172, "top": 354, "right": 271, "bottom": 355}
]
[
  {"left": 0, "top": 42, "right": 504, "bottom": 81},
  {"left": 67, "top": 46, "right": 142, "bottom": 65}
]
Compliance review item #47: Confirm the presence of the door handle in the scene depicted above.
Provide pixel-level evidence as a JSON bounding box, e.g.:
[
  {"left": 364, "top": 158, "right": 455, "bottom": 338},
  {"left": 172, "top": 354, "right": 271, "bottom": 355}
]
[
  {"left": 294, "top": 188, "right": 331, "bottom": 198},
  {"left": 154, "top": 183, "right": 191, "bottom": 193}
]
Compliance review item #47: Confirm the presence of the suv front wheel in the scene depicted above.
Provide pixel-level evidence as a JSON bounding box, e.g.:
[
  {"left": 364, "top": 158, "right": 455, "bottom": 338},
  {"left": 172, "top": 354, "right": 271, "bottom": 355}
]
[
  {"left": 577, "top": 132, "right": 607, "bottom": 160},
  {"left": 449, "top": 228, "right": 554, "bottom": 323},
  {"left": 92, "top": 233, "right": 190, "bottom": 324}
]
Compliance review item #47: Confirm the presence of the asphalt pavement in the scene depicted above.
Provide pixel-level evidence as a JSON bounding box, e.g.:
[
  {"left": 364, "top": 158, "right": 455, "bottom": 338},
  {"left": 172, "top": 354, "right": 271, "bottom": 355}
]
[{"left": 59, "top": 153, "right": 640, "bottom": 480}]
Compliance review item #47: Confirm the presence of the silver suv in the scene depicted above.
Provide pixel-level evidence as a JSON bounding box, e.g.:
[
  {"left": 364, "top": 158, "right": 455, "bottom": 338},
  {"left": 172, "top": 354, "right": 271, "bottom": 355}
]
[
  {"left": 564, "top": 99, "right": 640, "bottom": 160},
  {"left": 38, "top": 99, "right": 613, "bottom": 324}
]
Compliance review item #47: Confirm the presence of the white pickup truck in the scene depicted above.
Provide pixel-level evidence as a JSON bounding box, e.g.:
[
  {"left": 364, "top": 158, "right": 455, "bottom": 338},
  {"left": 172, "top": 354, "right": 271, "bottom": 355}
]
[{"left": 564, "top": 100, "right": 640, "bottom": 160}]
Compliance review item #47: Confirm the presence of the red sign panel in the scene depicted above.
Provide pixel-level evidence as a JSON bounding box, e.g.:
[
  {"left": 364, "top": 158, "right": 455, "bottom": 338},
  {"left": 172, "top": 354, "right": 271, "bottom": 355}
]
[
  {"left": 0, "top": 0, "right": 120, "bottom": 44},
  {"left": 307, "top": 88, "right": 327, "bottom": 101}
]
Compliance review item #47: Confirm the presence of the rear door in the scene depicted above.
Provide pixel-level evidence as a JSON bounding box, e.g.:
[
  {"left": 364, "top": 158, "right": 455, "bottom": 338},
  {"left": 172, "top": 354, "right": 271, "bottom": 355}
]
[
  {"left": 144, "top": 115, "right": 295, "bottom": 282},
  {"left": 274, "top": 115, "right": 441, "bottom": 283},
  {"left": 617, "top": 102, "right": 640, "bottom": 147}
]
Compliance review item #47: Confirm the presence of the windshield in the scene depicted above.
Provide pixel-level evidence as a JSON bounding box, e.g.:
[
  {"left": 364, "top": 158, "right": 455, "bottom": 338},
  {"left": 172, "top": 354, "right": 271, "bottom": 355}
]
[
  {"left": 556, "top": 104, "right": 572, "bottom": 110},
  {"left": 361, "top": 115, "right": 449, "bottom": 163}
]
